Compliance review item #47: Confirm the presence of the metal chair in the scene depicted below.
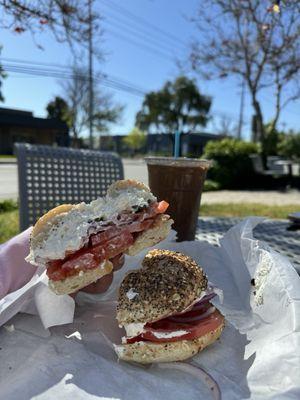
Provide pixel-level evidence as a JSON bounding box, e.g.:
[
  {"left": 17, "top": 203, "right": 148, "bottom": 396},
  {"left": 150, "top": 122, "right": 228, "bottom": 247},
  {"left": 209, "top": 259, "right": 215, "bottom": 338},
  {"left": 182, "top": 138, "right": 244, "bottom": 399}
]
[
  {"left": 250, "top": 154, "right": 287, "bottom": 176},
  {"left": 15, "top": 143, "right": 124, "bottom": 231}
]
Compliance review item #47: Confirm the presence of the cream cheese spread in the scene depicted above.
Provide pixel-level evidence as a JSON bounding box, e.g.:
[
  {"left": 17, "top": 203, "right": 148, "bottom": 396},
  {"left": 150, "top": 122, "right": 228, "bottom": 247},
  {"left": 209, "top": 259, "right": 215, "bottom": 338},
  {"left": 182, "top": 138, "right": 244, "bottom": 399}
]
[
  {"left": 27, "top": 186, "right": 156, "bottom": 265},
  {"left": 151, "top": 330, "right": 189, "bottom": 339},
  {"left": 126, "top": 288, "right": 139, "bottom": 300},
  {"left": 123, "top": 323, "right": 145, "bottom": 338}
]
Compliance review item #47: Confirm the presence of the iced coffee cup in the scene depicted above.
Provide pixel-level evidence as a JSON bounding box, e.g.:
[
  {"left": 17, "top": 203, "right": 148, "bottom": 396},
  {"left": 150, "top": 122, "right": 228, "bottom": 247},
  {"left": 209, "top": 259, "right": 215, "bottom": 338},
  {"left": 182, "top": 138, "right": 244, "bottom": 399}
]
[{"left": 145, "top": 157, "right": 211, "bottom": 241}]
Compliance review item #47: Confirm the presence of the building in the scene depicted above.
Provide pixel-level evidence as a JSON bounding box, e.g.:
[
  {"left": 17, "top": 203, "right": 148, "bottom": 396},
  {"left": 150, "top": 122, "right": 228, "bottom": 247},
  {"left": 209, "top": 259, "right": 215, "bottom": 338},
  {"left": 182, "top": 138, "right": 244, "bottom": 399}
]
[
  {"left": 146, "top": 132, "right": 222, "bottom": 156},
  {"left": 99, "top": 132, "right": 222, "bottom": 157},
  {"left": 181, "top": 132, "right": 222, "bottom": 156},
  {"left": 0, "top": 107, "right": 69, "bottom": 155}
]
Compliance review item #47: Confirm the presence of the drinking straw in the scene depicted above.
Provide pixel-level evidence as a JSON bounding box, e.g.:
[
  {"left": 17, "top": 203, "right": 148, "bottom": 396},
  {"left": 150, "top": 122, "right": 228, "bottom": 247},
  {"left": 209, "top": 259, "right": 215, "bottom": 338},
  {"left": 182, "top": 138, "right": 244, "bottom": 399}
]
[{"left": 174, "top": 130, "right": 181, "bottom": 158}]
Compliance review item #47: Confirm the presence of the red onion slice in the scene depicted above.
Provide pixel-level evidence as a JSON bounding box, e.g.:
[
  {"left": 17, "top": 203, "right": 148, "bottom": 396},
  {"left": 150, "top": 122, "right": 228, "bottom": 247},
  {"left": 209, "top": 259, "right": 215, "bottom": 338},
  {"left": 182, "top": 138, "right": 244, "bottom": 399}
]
[
  {"left": 157, "top": 362, "right": 221, "bottom": 400},
  {"left": 168, "top": 306, "right": 216, "bottom": 323},
  {"left": 193, "top": 293, "right": 217, "bottom": 308},
  {"left": 174, "top": 294, "right": 213, "bottom": 316},
  {"left": 174, "top": 284, "right": 223, "bottom": 317}
]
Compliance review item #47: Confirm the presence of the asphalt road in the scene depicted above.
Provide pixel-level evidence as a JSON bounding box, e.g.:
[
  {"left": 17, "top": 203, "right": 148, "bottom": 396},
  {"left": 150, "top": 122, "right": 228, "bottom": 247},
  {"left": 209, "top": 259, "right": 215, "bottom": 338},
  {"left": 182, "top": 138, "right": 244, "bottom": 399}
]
[
  {"left": 0, "top": 159, "right": 149, "bottom": 200},
  {"left": 0, "top": 164, "right": 18, "bottom": 200}
]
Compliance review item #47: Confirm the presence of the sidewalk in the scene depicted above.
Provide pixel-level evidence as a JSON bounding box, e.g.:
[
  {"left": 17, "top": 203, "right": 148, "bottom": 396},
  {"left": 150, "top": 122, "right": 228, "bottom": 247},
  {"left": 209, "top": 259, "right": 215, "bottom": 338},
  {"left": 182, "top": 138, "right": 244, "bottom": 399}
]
[{"left": 201, "top": 190, "right": 300, "bottom": 205}]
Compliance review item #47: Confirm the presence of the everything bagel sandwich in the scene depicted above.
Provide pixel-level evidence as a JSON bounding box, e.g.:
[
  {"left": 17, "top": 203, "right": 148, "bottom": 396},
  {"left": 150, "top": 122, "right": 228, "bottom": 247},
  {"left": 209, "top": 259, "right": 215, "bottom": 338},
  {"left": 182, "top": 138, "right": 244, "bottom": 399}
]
[
  {"left": 114, "top": 249, "right": 224, "bottom": 364},
  {"left": 27, "top": 180, "right": 173, "bottom": 295}
]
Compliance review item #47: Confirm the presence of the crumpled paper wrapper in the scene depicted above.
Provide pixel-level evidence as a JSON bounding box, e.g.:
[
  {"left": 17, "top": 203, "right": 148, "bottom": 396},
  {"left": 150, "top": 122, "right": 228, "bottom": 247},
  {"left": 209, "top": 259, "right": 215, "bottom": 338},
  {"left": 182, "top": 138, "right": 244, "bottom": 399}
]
[{"left": 0, "top": 218, "right": 300, "bottom": 400}]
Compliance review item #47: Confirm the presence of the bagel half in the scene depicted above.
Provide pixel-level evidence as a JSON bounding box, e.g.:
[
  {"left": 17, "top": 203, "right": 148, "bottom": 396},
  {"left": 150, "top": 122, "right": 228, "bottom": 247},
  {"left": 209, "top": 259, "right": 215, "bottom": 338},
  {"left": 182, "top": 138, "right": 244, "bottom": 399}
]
[
  {"left": 27, "top": 180, "right": 173, "bottom": 295},
  {"left": 115, "top": 249, "right": 224, "bottom": 364}
]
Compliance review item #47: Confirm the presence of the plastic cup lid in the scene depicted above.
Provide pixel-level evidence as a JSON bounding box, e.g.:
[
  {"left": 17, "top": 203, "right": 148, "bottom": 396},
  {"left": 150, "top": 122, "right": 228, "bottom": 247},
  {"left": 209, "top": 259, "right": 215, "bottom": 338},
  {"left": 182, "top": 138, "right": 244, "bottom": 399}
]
[{"left": 144, "top": 156, "right": 211, "bottom": 169}]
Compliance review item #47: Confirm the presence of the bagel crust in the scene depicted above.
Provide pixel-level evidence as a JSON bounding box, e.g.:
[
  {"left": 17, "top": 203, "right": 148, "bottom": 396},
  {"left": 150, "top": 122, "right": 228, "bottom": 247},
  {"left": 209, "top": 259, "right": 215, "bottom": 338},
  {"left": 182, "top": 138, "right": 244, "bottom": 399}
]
[
  {"left": 114, "top": 319, "right": 224, "bottom": 364},
  {"left": 48, "top": 260, "right": 113, "bottom": 295},
  {"left": 117, "top": 250, "right": 208, "bottom": 326},
  {"left": 32, "top": 204, "right": 74, "bottom": 237},
  {"left": 125, "top": 215, "right": 173, "bottom": 257},
  {"left": 107, "top": 179, "right": 150, "bottom": 196}
]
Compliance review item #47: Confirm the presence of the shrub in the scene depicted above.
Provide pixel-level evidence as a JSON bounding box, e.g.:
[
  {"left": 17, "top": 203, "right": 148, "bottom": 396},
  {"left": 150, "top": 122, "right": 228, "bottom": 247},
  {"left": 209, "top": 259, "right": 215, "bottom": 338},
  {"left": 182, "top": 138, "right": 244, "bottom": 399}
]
[
  {"left": 123, "top": 127, "right": 146, "bottom": 155},
  {"left": 203, "top": 179, "right": 220, "bottom": 192},
  {"left": 278, "top": 132, "right": 300, "bottom": 160},
  {"left": 0, "top": 199, "right": 18, "bottom": 213},
  {"left": 203, "top": 138, "right": 259, "bottom": 189}
]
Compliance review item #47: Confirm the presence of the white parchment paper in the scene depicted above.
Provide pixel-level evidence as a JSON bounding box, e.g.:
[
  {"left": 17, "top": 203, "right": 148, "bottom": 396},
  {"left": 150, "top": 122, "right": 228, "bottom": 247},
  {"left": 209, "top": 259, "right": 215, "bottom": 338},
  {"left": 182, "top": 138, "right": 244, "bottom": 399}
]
[{"left": 0, "top": 218, "right": 300, "bottom": 400}]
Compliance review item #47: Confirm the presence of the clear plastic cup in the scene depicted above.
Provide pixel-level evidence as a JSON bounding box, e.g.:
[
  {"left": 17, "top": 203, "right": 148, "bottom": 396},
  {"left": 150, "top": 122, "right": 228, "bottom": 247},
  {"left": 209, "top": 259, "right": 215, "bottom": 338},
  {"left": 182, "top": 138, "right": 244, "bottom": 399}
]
[{"left": 145, "top": 157, "right": 211, "bottom": 241}]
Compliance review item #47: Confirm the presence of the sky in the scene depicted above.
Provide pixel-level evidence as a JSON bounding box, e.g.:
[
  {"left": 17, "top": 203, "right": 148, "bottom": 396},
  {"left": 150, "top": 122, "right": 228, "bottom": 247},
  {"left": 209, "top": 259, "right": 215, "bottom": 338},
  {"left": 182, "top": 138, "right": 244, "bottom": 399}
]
[{"left": 0, "top": 0, "right": 299, "bottom": 139}]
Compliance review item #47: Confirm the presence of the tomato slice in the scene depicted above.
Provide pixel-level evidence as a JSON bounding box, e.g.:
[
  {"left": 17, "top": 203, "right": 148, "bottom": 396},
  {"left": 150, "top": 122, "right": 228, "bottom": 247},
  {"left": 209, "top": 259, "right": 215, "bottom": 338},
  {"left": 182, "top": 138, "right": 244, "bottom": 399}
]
[
  {"left": 156, "top": 200, "right": 169, "bottom": 214},
  {"left": 62, "top": 253, "right": 98, "bottom": 271},
  {"left": 91, "top": 230, "right": 134, "bottom": 261},
  {"left": 47, "top": 230, "right": 134, "bottom": 281},
  {"left": 47, "top": 260, "right": 66, "bottom": 281},
  {"left": 126, "top": 309, "right": 224, "bottom": 343}
]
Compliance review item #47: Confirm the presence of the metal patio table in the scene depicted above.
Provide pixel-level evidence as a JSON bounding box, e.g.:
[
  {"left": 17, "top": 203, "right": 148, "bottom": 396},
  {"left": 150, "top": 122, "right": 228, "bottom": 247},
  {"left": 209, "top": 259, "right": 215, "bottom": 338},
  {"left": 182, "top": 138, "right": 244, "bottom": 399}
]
[{"left": 196, "top": 217, "right": 300, "bottom": 273}]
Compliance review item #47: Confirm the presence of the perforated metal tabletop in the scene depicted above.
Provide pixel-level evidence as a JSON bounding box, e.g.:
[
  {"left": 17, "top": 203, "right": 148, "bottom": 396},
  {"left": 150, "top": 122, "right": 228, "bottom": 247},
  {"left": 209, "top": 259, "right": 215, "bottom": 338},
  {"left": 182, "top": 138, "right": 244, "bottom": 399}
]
[{"left": 196, "top": 217, "right": 300, "bottom": 273}]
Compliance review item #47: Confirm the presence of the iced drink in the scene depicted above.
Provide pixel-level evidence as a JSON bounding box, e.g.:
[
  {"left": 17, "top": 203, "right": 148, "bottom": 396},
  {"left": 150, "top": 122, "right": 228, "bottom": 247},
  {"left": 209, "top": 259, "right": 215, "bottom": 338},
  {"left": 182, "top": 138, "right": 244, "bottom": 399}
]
[{"left": 145, "top": 157, "right": 211, "bottom": 241}]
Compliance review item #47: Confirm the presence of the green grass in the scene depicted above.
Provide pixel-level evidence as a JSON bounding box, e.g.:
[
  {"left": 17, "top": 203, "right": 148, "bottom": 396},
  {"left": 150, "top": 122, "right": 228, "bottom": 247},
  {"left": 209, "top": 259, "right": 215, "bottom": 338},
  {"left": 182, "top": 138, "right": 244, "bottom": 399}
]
[
  {"left": 0, "top": 155, "right": 16, "bottom": 158},
  {"left": 200, "top": 203, "right": 300, "bottom": 219},
  {"left": 0, "top": 210, "right": 19, "bottom": 243},
  {"left": 0, "top": 203, "right": 299, "bottom": 244}
]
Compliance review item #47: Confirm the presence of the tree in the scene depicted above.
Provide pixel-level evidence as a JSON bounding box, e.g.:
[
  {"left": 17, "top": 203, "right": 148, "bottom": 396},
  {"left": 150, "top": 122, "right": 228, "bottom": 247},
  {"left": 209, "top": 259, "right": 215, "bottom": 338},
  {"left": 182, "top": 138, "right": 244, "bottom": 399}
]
[
  {"left": 60, "top": 67, "right": 123, "bottom": 141},
  {"left": 0, "top": 46, "right": 6, "bottom": 102},
  {"left": 135, "top": 76, "right": 211, "bottom": 134},
  {"left": 212, "top": 115, "right": 238, "bottom": 137},
  {"left": 0, "top": 1, "right": 102, "bottom": 100},
  {"left": 46, "top": 96, "right": 72, "bottom": 126},
  {"left": 123, "top": 127, "right": 146, "bottom": 154},
  {"left": 190, "top": 0, "right": 300, "bottom": 146},
  {"left": 0, "top": 1, "right": 100, "bottom": 48},
  {"left": 261, "top": 121, "right": 283, "bottom": 156},
  {"left": 278, "top": 130, "right": 300, "bottom": 160}
]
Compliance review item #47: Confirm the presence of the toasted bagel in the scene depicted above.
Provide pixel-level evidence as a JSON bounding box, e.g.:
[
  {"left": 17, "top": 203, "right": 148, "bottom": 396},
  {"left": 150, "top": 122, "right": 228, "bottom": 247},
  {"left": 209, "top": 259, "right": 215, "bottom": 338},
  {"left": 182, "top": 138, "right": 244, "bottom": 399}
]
[
  {"left": 48, "top": 260, "right": 113, "bottom": 295},
  {"left": 126, "top": 215, "right": 173, "bottom": 257},
  {"left": 32, "top": 204, "right": 74, "bottom": 237},
  {"left": 117, "top": 250, "right": 207, "bottom": 326},
  {"left": 107, "top": 179, "right": 150, "bottom": 196},
  {"left": 114, "top": 320, "right": 224, "bottom": 364},
  {"left": 27, "top": 180, "right": 172, "bottom": 295}
]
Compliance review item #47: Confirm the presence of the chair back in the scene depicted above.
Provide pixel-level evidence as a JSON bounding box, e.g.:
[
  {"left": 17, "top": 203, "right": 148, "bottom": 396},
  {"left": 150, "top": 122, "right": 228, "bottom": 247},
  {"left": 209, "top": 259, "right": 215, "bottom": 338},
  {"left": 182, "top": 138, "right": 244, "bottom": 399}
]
[
  {"left": 267, "top": 156, "right": 286, "bottom": 173},
  {"left": 249, "top": 154, "right": 264, "bottom": 173},
  {"left": 15, "top": 143, "right": 124, "bottom": 231}
]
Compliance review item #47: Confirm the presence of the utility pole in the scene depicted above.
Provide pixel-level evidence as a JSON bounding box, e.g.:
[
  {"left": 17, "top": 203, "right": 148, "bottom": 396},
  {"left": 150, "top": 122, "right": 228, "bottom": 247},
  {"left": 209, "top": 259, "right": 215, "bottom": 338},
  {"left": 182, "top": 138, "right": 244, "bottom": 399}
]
[
  {"left": 88, "top": 0, "right": 94, "bottom": 149},
  {"left": 237, "top": 17, "right": 248, "bottom": 141},
  {"left": 237, "top": 76, "right": 245, "bottom": 140}
]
